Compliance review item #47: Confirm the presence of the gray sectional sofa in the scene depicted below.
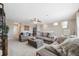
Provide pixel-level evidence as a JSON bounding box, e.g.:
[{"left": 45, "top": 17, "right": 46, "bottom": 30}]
[
  {"left": 36, "top": 37, "right": 79, "bottom": 56},
  {"left": 19, "top": 31, "right": 31, "bottom": 42},
  {"left": 36, "top": 32, "right": 55, "bottom": 44}
]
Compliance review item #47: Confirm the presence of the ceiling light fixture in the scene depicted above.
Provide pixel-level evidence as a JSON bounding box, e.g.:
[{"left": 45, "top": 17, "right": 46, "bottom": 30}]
[
  {"left": 53, "top": 22, "right": 58, "bottom": 26},
  {"left": 32, "top": 18, "right": 41, "bottom": 24}
]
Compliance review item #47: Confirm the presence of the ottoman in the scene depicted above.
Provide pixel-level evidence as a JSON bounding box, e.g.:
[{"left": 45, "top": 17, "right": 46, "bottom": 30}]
[{"left": 28, "top": 39, "right": 44, "bottom": 48}]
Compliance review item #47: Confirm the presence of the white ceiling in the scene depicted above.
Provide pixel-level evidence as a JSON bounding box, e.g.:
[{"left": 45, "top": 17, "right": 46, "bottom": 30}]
[{"left": 4, "top": 3, "right": 79, "bottom": 23}]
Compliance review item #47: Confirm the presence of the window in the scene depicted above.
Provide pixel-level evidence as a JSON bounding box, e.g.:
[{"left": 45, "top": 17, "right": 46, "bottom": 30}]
[
  {"left": 61, "top": 21, "right": 68, "bottom": 29},
  {"left": 24, "top": 25, "right": 29, "bottom": 31}
]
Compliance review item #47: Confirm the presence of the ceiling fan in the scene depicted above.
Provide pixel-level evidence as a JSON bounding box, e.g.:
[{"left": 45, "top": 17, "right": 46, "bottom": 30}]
[{"left": 32, "top": 18, "right": 41, "bottom": 24}]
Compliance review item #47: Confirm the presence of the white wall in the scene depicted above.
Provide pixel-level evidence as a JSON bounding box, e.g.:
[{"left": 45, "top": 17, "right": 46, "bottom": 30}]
[
  {"left": 6, "top": 20, "right": 34, "bottom": 40},
  {"left": 6, "top": 20, "right": 15, "bottom": 40},
  {"left": 40, "top": 19, "right": 76, "bottom": 36},
  {"left": 68, "top": 18, "right": 77, "bottom": 35},
  {"left": 6, "top": 17, "right": 77, "bottom": 40}
]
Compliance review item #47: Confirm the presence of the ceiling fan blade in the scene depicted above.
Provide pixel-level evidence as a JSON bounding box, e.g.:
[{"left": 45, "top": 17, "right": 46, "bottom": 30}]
[{"left": 37, "top": 19, "right": 40, "bottom": 22}]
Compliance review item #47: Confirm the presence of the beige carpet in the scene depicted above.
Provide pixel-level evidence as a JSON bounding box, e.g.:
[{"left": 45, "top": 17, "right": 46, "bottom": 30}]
[{"left": 8, "top": 39, "right": 48, "bottom": 56}]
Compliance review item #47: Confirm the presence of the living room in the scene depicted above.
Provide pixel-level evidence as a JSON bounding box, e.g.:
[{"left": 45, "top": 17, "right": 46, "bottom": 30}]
[{"left": 0, "top": 3, "right": 79, "bottom": 56}]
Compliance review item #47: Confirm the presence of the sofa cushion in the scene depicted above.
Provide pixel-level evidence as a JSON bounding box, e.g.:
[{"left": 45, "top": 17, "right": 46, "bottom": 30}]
[
  {"left": 36, "top": 48, "right": 57, "bottom": 56},
  {"left": 42, "top": 32, "right": 48, "bottom": 37},
  {"left": 48, "top": 33, "right": 54, "bottom": 38},
  {"left": 55, "top": 36, "right": 66, "bottom": 44},
  {"left": 45, "top": 46, "right": 61, "bottom": 56},
  {"left": 59, "top": 37, "right": 79, "bottom": 56},
  {"left": 68, "top": 44, "right": 79, "bottom": 56},
  {"left": 37, "top": 31, "right": 42, "bottom": 37}
]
